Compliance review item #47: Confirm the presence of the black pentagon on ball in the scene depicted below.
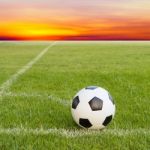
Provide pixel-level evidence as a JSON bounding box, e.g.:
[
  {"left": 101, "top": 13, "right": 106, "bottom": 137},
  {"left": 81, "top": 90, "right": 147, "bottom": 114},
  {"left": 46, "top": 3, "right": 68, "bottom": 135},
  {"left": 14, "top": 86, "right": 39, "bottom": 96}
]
[
  {"left": 89, "top": 97, "right": 103, "bottom": 111},
  {"left": 72, "top": 96, "right": 80, "bottom": 109},
  {"left": 79, "top": 118, "right": 92, "bottom": 128},
  {"left": 85, "top": 86, "right": 98, "bottom": 90},
  {"left": 108, "top": 93, "right": 115, "bottom": 104},
  {"left": 102, "top": 115, "right": 112, "bottom": 126}
]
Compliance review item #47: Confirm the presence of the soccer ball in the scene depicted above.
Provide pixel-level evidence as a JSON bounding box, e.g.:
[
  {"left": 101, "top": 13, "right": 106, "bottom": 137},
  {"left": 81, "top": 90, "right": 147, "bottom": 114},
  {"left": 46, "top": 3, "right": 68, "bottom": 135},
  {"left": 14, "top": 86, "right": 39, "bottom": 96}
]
[{"left": 71, "top": 86, "right": 115, "bottom": 129}]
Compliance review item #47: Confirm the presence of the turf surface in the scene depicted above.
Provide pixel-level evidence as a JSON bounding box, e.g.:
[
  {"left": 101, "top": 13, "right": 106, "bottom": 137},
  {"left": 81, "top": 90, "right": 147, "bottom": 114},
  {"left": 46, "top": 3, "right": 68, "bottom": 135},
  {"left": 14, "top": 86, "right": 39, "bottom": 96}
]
[{"left": 0, "top": 41, "right": 150, "bottom": 149}]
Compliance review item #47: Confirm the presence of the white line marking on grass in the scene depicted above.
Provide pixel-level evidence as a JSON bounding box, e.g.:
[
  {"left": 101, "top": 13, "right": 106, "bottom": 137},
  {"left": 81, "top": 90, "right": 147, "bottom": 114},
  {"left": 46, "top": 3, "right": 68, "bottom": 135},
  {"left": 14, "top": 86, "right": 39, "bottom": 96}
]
[
  {"left": 0, "top": 42, "right": 56, "bottom": 97},
  {"left": 3, "top": 92, "right": 71, "bottom": 106},
  {"left": 0, "top": 127, "right": 149, "bottom": 138},
  {"left": 3, "top": 92, "right": 70, "bottom": 106}
]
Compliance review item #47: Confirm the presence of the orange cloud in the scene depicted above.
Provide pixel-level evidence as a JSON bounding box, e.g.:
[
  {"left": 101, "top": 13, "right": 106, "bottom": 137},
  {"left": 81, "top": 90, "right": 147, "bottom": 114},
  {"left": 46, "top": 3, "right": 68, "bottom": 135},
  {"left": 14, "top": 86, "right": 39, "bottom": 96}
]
[{"left": 0, "top": 0, "right": 150, "bottom": 40}]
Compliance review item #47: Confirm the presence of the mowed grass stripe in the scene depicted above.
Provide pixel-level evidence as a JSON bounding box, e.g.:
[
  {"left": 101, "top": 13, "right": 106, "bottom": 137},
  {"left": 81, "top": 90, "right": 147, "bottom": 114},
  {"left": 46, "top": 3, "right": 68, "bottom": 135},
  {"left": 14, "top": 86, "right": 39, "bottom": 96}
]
[
  {"left": 0, "top": 127, "right": 149, "bottom": 138},
  {"left": 0, "top": 42, "right": 56, "bottom": 96}
]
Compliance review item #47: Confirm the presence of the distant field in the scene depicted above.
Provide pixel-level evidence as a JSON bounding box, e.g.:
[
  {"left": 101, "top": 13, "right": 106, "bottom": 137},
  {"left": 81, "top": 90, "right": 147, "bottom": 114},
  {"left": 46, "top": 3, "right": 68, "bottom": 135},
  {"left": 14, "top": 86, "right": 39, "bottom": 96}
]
[{"left": 0, "top": 41, "right": 150, "bottom": 150}]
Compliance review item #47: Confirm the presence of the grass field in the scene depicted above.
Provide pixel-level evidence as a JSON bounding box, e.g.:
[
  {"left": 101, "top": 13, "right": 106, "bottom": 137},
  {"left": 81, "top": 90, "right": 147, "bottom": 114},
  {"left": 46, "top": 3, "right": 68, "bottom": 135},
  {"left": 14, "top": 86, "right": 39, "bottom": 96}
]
[{"left": 0, "top": 41, "right": 150, "bottom": 150}]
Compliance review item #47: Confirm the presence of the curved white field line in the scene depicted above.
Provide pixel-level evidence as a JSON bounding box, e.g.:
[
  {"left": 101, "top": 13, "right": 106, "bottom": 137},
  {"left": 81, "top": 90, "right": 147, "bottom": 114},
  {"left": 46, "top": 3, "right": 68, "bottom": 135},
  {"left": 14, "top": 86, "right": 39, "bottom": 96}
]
[
  {"left": 3, "top": 92, "right": 70, "bottom": 106},
  {"left": 0, "top": 42, "right": 56, "bottom": 97},
  {"left": 0, "top": 127, "right": 149, "bottom": 138}
]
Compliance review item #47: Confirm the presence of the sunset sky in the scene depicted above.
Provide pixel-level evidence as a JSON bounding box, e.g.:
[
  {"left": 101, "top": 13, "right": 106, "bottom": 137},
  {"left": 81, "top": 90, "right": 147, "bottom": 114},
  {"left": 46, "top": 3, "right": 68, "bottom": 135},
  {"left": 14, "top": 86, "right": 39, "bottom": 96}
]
[{"left": 0, "top": 0, "right": 150, "bottom": 40}]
